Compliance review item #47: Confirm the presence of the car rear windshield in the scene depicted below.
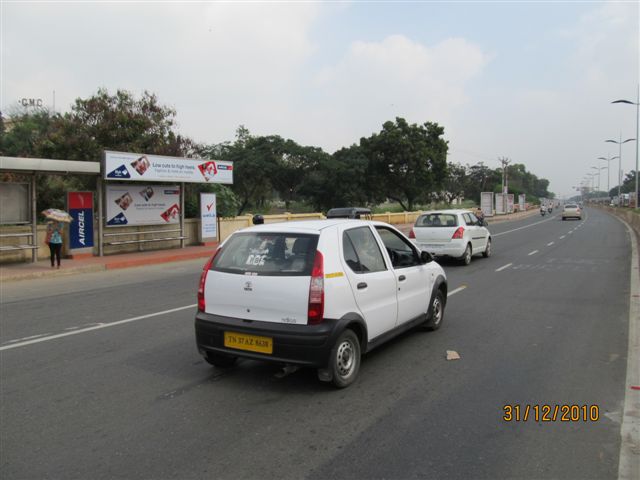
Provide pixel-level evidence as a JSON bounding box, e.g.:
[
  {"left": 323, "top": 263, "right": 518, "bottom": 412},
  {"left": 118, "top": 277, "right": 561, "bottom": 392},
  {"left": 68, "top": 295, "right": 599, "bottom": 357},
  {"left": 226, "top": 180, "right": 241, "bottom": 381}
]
[
  {"left": 211, "top": 232, "right": 319, "bottom": 276},
  {"left": 565, "top": 204, "right": 578, "bottom": 209},
  {"left": 415, "top": 214, "right": 458, "bottom": 227}
]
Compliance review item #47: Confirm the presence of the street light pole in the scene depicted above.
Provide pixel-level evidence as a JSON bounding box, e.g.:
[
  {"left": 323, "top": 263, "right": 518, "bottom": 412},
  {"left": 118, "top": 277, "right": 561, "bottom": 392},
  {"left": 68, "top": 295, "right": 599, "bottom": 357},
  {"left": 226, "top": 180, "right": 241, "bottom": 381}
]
[
  {"left": 612, "top": 85, "right": 640, "bottom": 207},
  {"left": 606, "top": 135, "right": 636, "bottom": 204},
  {"left": 598, "top": 155, "right": 620, "bottom": 196}
]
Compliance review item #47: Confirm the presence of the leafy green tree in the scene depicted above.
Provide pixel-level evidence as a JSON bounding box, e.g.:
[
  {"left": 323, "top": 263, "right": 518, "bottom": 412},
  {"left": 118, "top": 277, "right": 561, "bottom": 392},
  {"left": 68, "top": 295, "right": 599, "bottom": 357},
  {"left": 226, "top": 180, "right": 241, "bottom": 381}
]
[
  {"left": 361, "top": 118, "right": 448, "bottom": 211},
  {"left": 441, "top": 163, "right": 467, "bottom": 204}
]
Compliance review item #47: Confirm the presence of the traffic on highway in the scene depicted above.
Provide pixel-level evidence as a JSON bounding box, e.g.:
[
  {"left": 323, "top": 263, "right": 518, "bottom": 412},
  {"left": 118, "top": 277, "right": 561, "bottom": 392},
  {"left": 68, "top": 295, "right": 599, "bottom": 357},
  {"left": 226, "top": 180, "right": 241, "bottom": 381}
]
[{"left": 1, "top": 207, "right": 637, "bottom": 479}]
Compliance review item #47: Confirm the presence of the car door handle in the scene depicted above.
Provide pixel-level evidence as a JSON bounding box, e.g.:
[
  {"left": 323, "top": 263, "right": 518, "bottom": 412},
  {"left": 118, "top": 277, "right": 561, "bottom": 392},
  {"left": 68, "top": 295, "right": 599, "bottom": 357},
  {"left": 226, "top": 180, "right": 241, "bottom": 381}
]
[
  {"left": 398, "top": 275, "right": 406, "bottom": 282},
  {"left": 357, "top": 282, "right": 367, "bottom": 290}
]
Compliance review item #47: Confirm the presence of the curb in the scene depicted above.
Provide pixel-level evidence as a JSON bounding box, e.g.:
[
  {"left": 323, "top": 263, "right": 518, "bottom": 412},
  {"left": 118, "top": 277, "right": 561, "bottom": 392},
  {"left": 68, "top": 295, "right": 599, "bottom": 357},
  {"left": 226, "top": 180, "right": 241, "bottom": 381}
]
[{"left": 1, "top": 264, "right": 106, "bottom": 283}]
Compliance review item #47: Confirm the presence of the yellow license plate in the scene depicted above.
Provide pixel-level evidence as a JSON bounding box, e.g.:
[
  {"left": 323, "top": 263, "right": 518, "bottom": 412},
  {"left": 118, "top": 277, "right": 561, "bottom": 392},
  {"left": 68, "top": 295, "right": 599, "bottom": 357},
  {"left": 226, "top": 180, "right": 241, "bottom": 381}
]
[{"left": 224, "top": 331, "right": 273, "bottom": 354}]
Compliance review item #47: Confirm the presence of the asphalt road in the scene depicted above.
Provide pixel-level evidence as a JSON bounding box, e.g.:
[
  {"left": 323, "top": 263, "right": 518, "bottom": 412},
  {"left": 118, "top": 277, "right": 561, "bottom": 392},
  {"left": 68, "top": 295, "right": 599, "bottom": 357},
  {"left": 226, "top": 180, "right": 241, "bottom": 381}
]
[{"left": 0, "top": 208, "right": 633, "bottom": 480}]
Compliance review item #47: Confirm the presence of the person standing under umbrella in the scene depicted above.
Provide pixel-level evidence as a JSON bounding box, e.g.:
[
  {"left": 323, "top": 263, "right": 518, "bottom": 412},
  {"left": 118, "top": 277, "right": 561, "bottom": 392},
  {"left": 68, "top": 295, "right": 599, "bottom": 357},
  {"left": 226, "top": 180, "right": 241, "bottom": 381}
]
[{"left": 46, "top": 221, "right": 64, "bottom": 268}]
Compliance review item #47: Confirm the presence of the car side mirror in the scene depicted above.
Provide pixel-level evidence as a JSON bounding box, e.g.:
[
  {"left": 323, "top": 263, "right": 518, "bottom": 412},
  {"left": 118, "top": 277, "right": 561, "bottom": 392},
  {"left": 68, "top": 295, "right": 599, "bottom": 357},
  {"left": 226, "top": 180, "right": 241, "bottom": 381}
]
[{"left": 420, "top": 251, "right": 433, "bottom": 264}]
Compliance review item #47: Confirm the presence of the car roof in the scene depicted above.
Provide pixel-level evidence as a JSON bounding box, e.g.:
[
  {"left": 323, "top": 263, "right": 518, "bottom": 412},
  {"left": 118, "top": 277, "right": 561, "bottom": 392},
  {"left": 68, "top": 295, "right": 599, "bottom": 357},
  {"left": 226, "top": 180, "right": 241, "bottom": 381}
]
[
  {"left": 418, "top": 209, "right": 472, "bottom": 215},
  {"left": 237, "top": 219, "right": 394, "bottom": 234}
]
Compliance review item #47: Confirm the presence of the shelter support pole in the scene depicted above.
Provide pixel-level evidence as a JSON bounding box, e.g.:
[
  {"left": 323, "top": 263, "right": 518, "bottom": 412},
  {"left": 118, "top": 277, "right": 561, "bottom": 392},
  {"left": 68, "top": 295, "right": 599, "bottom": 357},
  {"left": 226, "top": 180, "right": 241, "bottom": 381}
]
[
  {"left": 31, "top": 174, "right": 37, "bottom": 263},
  {"left": 97, "top": 178, "right": 104, "bottom": 257},
  {"left": 180, "top": 183, "right": 185, "bottom": 249}
]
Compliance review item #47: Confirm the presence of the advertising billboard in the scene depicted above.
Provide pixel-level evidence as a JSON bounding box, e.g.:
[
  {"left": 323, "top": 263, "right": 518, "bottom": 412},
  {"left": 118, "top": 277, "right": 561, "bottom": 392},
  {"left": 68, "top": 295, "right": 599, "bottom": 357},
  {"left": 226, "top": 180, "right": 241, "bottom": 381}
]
[
  {"left": 68, "top": 192, "right": 94, "bottom": 249},
  {"left": 480, "top": 192, "right": 494, "bottom": 217},
  {"left": 0, "top": 183, "right": 30, "bottom": 224},
  {"left": 518, "top": 194, "right": 526, "bottom": 211},
  {"left": 106, "top": 184, "right": 180, "bottom": 227},
  {"left": 495, "top": 193, "right": 506, "bottom": 214},
  {"left": 507, "top": 194, "right": 515, "bottom": 213},
  {"left": 200, "top": 193, "right": 217, "bottom": 241},
  {"left": 104, "top": 151, "right": 233, "bottom": 184}
]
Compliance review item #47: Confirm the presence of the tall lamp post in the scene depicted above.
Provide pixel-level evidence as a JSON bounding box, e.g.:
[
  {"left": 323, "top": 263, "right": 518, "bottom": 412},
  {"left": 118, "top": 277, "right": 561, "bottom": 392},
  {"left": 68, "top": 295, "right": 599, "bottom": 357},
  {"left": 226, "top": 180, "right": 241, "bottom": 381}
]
[
  {"left": 598, "top": 155, "right": 620, "bottom": 197},
  {"left": 605, "top": 135, "right": 636, "bottom": 203},
  {"left": 612, "top": 85, "right": 639, "bottom": 207},
  {"left": 591, "top": 166, "right": 606, "bottom": 195}
]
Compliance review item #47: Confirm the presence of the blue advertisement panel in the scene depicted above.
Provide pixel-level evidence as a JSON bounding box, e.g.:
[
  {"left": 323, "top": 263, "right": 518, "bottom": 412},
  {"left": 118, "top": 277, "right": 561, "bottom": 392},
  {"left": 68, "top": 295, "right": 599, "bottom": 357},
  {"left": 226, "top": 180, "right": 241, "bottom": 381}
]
[{"left": 68, "top": 192, "right": 94, "bottom": 249}]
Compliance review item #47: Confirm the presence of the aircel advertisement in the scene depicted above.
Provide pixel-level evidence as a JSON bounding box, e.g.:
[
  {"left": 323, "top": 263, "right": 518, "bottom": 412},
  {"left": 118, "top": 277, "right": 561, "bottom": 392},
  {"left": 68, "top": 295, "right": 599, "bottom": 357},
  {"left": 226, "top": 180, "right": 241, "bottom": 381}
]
[
  {"left": 200, "top": 193, "right": 217, "bottom": 240},
  {"left": 106, "top": 184, "right": 180, "bottom": 226},
  {"left": 104, "top": 151, "right": 233, "bottom": 184}
]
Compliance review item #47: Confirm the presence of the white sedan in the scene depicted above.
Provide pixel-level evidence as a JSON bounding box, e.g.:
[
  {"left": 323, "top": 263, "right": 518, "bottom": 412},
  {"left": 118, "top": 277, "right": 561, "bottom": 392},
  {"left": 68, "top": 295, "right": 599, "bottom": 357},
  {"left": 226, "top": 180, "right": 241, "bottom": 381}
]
[{"left": 409, "top": 209, "right": 491, "bottom": 265}]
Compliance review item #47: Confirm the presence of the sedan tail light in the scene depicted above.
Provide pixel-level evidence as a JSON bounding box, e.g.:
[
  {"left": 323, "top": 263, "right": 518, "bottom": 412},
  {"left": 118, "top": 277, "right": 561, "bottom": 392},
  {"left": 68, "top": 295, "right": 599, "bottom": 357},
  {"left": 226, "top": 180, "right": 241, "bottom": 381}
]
[
  {"left": 452, "top": 227, "right": 465, "bottom": 239},
  {"left": 307, "top": 250, "right": 324, "bottom": 325},
  {"left": 409, "top": 228, "right": 416, "bottom": 239},
  {"left": 197, "top": 247, "right": 221, "bottom": 312}
]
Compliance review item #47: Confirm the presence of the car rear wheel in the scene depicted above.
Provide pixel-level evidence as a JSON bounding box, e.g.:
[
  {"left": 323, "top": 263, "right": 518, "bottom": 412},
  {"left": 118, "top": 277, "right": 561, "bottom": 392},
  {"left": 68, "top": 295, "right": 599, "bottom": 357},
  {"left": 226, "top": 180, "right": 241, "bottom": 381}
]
[
  {"left": 482, "top": 238, "right": 491, "bottom": 258},
  {"left": 460, "top": 244, "right": 472, "bottom": 265},
  {"left": 423, "top": 289, "right": 445, "bottom": 331},
  {"left": 205, "top": 352, "right": 237, "bottom": 368},
  {"left": 328, "top": 329, "right": 361, "bottom": 388}
]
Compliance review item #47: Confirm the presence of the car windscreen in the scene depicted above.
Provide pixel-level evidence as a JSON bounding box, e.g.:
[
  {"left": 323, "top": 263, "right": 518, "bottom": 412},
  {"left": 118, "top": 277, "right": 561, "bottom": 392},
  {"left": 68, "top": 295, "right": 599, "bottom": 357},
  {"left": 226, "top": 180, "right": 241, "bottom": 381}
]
[
  {"left": 211, "top": 232, "right": 319, "bottom": 276},
  {"left": 415, "top": 214, "right": 458, "bottom": 227}
]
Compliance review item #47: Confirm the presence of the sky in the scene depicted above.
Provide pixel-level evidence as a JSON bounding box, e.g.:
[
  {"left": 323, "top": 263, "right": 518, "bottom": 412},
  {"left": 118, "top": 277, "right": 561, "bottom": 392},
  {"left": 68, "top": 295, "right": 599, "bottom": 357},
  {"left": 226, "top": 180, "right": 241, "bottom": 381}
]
[{"left": 1, "top": 1, "right": 638, "bottom": 198}]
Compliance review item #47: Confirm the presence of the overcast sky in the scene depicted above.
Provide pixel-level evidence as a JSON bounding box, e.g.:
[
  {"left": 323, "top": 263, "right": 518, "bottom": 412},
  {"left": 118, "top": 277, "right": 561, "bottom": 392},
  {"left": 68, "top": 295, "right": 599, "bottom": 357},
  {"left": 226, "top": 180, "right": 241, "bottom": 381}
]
[{"left": 1, "top": 1, "right": 638, "bottom": 198}]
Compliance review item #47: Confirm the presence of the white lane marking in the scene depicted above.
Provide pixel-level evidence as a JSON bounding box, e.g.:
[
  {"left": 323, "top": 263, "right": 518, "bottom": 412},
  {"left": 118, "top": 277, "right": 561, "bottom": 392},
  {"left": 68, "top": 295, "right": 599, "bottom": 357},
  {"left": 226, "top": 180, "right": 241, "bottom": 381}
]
[
  {"left": 528, "top": 250, "right": 539, "bottom": 256},
  {"left": 0, "top": 304, "right": 197, "bottom": 352},
  {"left": 3, "top": 333, "right": 52, "bottom": 344},
  {"left": 495, "top": 263, "right": 512, "bottom": 272},
  {"left": 492, "top": 215, "right": 558, "bottom": 237},
  {"left": 547, "top": 242, "right": 554, "bottom": 246},
  {"left": 447, "top": 286, "right": 467, "bottom": 297},
  {"left": 568, "top": 231, "right": 573, "bottom": 235},
  {"left": 560, "top": 235, "right": 566, "bottom": 239}
]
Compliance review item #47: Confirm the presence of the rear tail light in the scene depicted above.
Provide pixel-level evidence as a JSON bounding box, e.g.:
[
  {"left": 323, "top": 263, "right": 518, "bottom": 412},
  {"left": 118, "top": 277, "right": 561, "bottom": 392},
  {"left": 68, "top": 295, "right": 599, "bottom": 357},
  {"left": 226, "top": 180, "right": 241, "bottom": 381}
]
[
  {"left": 197, "top": 247, "right": 221, "bottom": 312},
  {"left": 409, "top": 228, "right": 416, "bottom": 239},
  {"left": 308, "top": 250, "right": 324, "bottom": 325},
  {"left": 452, "top": 227, "right": 465, "bottom": 239}
]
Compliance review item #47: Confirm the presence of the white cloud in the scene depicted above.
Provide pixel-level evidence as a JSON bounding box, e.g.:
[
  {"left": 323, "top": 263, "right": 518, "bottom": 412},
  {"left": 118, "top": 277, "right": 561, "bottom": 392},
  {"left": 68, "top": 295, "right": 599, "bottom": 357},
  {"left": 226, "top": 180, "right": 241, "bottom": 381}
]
[{"left": 308, "top": 34, "right": 490, "bottom": 150}]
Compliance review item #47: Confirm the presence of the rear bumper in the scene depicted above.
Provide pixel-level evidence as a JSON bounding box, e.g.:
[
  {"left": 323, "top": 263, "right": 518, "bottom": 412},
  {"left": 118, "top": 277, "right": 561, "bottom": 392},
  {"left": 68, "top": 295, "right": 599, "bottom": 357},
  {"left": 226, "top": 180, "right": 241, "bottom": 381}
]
[
  {"left": 195, "top": 313, "right": 340, "bottom": 367},
  {"left": 415, "top": 240, "right": 465, "bottom": 258}
]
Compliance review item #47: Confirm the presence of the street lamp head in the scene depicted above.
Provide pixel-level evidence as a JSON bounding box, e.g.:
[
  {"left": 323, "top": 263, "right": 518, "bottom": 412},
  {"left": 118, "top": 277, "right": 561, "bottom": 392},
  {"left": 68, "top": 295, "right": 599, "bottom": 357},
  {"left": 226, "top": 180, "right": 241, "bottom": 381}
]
[
  {"left": 622, "top": 138, "right": 636, "bottom": 144},
  {"left": 612, "top": 99, "right": 638, "bottom": 105},
  {"left": 606, "top": 139, "right": 617, "bottom": 144}
]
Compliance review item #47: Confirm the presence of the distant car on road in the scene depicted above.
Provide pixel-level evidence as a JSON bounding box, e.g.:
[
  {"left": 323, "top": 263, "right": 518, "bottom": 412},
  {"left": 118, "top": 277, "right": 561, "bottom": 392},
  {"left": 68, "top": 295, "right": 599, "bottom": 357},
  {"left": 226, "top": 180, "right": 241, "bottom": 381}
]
[
  {"left": 410, "top": 209, "right": 491, "bottom": 265},
  {"left": 562, "top": 204, "right": 582, "bottom": 220},
  {"left": 326, "top": 207, "right": 372, "bottom": 219},
  {"left": 195, "top": 220, "right": 447, "bottom": 388}
]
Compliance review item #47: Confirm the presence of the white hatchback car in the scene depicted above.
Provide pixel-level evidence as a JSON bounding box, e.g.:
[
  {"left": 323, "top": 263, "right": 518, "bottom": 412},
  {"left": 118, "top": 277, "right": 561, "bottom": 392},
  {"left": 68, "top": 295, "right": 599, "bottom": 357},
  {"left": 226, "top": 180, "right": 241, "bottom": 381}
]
[
  {"left": 410, "top": 210, "right": 491, "bottom": 265},
  {"left": 195, "top": 220, "right": 447, "bottom": 388}
]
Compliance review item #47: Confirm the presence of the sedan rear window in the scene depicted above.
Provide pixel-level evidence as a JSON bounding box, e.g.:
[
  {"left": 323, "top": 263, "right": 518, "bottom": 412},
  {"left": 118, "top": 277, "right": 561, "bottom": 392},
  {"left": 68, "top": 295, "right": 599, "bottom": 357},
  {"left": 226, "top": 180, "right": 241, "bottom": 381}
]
[
  {"left": 212, "top": 232, "right": 319, "bottom": 276},
  {"left": 416, "top": 214, "right": 458, "bottom": 227},
  {"left": 564, "top": 204, "right": 578, "bottom": 209}
]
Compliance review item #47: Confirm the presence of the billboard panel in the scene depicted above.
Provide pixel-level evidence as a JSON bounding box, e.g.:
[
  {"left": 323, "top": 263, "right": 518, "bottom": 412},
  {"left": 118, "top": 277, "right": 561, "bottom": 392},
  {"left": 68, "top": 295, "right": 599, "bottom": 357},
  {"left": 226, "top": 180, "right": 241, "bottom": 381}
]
[
  {"left": 480, "top": 192, "right": 494, "bottom": 217},
  {"left": 518, "top": 194, "right": 526, "bottom": 211},
  {"left": 104, "top": 151, "right": 233, "bottom": 184},
  {"left": 495, "top": 193, "right": 506, "bottom": 214},
  {"left": 200, "top": 193, "right": 217, "bottom": 241},
  {"left": 0, "top": 183, "right": 30, "bottom": 224},
  {"left": 106, "top": 184, "right": 180, "bottom": 227},
  {"left": 507, "top": 194, "right": 515, "bottom": 213},
  {"left": 68, "top": 191, "right": 94, "bottom": 249}
]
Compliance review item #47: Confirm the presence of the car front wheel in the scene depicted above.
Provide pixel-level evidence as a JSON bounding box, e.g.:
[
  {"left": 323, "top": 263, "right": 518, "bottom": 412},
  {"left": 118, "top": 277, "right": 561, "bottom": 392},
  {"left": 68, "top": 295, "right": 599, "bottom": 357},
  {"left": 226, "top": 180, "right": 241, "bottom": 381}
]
[
  {"left": 423, "top": 289, "right": 445, "bottom": 331},
  {"left": 482, "top": 238, "right": 491, "bottom": 258}
]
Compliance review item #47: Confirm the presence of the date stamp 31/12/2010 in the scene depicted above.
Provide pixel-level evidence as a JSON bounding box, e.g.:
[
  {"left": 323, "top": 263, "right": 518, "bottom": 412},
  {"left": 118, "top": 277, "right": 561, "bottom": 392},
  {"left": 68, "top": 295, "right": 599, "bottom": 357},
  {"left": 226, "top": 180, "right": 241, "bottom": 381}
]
[{"left": 503, "top": 404, "right": 600, "bottom": 422}]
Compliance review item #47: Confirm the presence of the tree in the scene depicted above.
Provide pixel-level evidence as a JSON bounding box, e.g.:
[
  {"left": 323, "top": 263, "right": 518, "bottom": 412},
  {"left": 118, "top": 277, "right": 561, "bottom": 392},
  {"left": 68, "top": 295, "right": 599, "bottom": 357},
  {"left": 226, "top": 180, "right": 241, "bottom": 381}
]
[
  {"left": 361, "top": 118, "right": 448, "bottom": 211},
  {"left": 441, "top": 163, "right": 467, "bottom": 204}
]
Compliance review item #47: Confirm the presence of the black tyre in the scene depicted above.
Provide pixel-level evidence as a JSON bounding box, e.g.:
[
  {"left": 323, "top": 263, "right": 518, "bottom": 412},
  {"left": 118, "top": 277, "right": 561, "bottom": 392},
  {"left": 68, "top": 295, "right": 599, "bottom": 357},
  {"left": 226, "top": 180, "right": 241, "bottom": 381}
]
[
  {"left": 424, "top": 289, "right": 445, "bottom": 331},
  {"left": 460, "top": 244, "right": 472, "bottom": 265},
  {"left": 482, "top": 238, "right": 491, "bottom": 258},
  {"left": 328, "top": 329, "right": 361, "bottom": 388},
  {"left": 205, "top": 352, "right": 237, "bottom": 368}
]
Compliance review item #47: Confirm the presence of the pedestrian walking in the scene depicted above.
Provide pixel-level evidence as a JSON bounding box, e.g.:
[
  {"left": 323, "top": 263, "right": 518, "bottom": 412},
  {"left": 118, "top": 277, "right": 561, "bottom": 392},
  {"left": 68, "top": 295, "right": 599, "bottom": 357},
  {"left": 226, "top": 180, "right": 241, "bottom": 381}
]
[{"left": 46, "top": 221, "right": 64, "bottom": 268}]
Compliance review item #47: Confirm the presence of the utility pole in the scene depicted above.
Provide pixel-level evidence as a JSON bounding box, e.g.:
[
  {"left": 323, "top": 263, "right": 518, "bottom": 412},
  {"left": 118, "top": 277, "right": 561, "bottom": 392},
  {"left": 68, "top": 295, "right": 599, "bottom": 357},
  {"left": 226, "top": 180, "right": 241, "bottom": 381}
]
[{"left": 498, "top": 157, "right": 511, "bottom": 214}]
